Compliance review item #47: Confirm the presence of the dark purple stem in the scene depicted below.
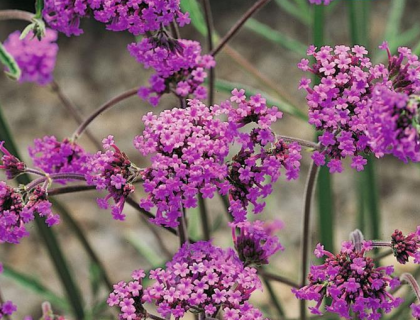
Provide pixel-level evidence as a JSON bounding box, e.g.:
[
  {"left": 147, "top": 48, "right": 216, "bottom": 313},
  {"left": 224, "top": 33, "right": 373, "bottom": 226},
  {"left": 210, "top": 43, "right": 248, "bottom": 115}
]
[
  {"left": 210, "top": 0, "right": 272, "bottom": 56},
  {"left": 371, "top": 241, "right": 392, "bottom": 248},
  {"left": 72, "top": 88, "right": 138, "bottom": 140},
  {"left": 26, "top": 173, "right": 86, "bottom": 191},
  {"left": 300, "top": 160, "right": 320, "bottom": 320}
]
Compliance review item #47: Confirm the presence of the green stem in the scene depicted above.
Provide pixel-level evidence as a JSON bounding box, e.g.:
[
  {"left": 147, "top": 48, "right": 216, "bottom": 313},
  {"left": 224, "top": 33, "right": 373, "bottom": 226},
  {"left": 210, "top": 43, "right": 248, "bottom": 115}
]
[
  {"left": 0, "top": 105, "right": 84, "bottom": 318},
  {"left": 262, "top": 278, "right": 285, "bottom": 319}
]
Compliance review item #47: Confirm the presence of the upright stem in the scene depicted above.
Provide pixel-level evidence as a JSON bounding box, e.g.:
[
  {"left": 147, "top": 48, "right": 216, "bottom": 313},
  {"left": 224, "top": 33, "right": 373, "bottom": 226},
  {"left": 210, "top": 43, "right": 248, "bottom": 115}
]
[
  {"left": 201, "top": 0, "right": 215, "bottom": 105},
  {"left": 72, "top": 88, "right": 138, "bottom": 140},
  {"left": 178, "top": 208, "right": 189, "bottom": 246},
  {"left": 50, "top": 81, "right": 102, "bottom": 150},
  {"left": 198, "top": 194, "right": 211, "bottom": 241},
  {"left": 300, "top": 161, "right": 320, "bottom": 320},
  {"left": 210, "top": 0, "right": 272, "bottom": 56},
  {"left": 0, "top": 10, "right": 34, "bottom": 22}
]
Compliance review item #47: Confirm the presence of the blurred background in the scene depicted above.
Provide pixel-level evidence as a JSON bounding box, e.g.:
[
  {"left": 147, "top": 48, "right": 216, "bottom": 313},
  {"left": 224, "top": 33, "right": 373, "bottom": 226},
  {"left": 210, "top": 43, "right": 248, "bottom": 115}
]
[{"left": 0, "top": 0, "right": 420, "bottom": 319}]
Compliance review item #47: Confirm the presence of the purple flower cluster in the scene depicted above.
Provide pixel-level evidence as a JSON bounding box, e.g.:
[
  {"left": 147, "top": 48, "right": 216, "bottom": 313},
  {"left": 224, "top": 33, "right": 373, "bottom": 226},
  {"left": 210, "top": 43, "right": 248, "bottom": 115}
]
[
  {"left": 3, "top": 29, "right": 58, "bottom": 85},
  {"left": 226, "top": 89, "right": 301, "bottom": 221},
  {"left": 0, "top": 141, "right": 25, "bottom": 180},
  {"left": 128, "top": 38, "right": 215, "bottom": 106},
  {"left": 391, "top": 228, "right": 420, "bottom": 264},
  {"left": 412, "top": 303, "right": 420, "bottom": 320},
  {"left": 86, "top": 136, "right": 140, "bottom": 220},
  {"left": 294, "top": 241, "right": 402, "bottom": 319},
  {"left": 0, "top": 182, "right": 59, "bottom": 244},
  {"left": 298, "top": 45, "right": 375, "bottom": 173},
  {"left": 29, "top": 136, "right": 91, "bottom": 183},
  {"left": 43, "top": 0, "right": 189, "bottom": 37},
  {"left": 230, "top": 220, "right": 283, "bottom": 266},
  {"left": 0, "top": 301, "right": 17, "bottom": 318},
  {"left": 108, "top": 241, "right": 265, "bottom": 320},
  {"left": 309, "top": 0, "right": 333, "bottom": 5},
  {"left": 90, "top": 0, "right": 190, "bottom": 35},
  {"left": 135, "top": 99, "right": 232, "bottom": 227}
]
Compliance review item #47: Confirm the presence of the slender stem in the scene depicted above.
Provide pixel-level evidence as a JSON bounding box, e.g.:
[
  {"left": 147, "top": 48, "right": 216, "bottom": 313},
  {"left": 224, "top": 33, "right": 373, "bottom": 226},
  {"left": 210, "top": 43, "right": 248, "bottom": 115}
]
[
  {"left": 72, "top": 88, "right": 138, "bottom": 140},
  {"left": 401, "top": 273, "right": 420, "bottom": 301},
  {"left": 371, "top": 241, "right": 392, "bottom": 248},
  {"left": 262, "top": 277, "right": 286, "bottom": 319},
  {"left": 0, "top": 10, "right": 34, "bottom": 22},
  {"left": 25, "top": 167, "right": 46, "bottom": 177},
  {"left": 277, "top": 135, "right": 320, "bottom": 150},
  {"left": 50, "top": 81, "right": 102, "bottom": 150},
  {"left": 148, "top": 313, "right": 166, "bottom": 320},
  {"left": 201, "top": 0, "right": 215, "bottom": 106},
  {"left": 178, "top": 208, "right": 189, "bottom": 246},
  {"left": 210, "top": 0, "right": 272, "bottom": 56},
  {"left": 300, "top": 161, "right": 320, "bottom": 320},
  {"left": 48, "top": 185, "right": 97, "bottom": 196},
  {"left": 170, "top": 22, "right": 181, "bottom": 39},
  {"left": 26, "top": 173, "right": 86, "bottom": 191},
  {"left": 198, "top": 194, "right": 211, "bottom": 241},
  {"left": 259, "top": 270, "right": 300, "bottom": 289},
  {"left": 373, "top": 249, "right": 393, "bottom": 263}
]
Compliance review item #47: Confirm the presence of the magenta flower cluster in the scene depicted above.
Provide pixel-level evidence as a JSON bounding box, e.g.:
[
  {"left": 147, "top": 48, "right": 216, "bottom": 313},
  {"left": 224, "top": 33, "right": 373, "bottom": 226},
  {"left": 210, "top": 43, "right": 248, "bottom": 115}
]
[
  {"left": 230, "top": 220, "right": 283, "bottom": 266},
  {"left": 43, "top": 0, "right": 190, "bottom": 37},
  {"left": 108, "top": 241, "right": 266, "bottom": 320},
  {"left": 391, "top": 228, "right": 420, "bottom": 264},
  {"left": 86, "top": 136, "right": 140, "bottom": 221},
  {"left": 294, "top": 241, "right": 402, "bottom": 319},
  {"left": 309, "top": 0, "right": 333, "bottom": 5},
  {"left": 0, "top": 141, "right": 25, "bottom": 180},
  {"left": 3, "top": 29, "right": 58, "bottom": 85},
  {"left": 135, "top": 91, "right": 301, "bottom": 226},
  {"left": 128, "top": 38, "right": 215, "bottom": 106},
  {"left": 29, "top": 136, "right": 91, "bottom": 183},
  {"left": 0, "top": 300, "right": 17, "bottom": 319},
  {"left": 299, "top": 43, "right": 420, "bottom": 172}
]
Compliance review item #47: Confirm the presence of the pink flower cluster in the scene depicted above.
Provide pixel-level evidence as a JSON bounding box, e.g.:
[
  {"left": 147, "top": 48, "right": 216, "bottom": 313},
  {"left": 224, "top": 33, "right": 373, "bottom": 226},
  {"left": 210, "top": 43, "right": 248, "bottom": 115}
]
[
  {"left": 135, "top": 99, "right": 232, "bottom": 227},
  {"left": 3, "top": 29, "right": 58, "bottom": 85},
  {"left": 135, "top": 91, "right": 301, "bottom": 227},
  {"left": 0, "top": 182, "right": 59, "bottom": 244},
  {"left": 299, "top": 43, "right": 420, "bottom": 171},
  {"left": 0, "top": 141, "right": 25, "bottom": 180},
  {"left": 108, "top": 241, "right": 266, "bottom": 320},
  {"left": 391, "top": 228, "right": 420, "bottom": 264},
  {"left": 230, "top": 220, "right": 283, "bottom": 266},
  {"left": 128, "top": 38, "right": 215, "bottom": 106},
  {"left": 86, "top": 136, "right": 140, "bottom": 220},
  {"left": 294, "top": 241, "right": 402, "bottom": 319},
  {"left": 29, "top": 136, "right": 91, "bottom": 183},
  {"left": 43, "top": 0, "right": 190, "bottom": 37}
]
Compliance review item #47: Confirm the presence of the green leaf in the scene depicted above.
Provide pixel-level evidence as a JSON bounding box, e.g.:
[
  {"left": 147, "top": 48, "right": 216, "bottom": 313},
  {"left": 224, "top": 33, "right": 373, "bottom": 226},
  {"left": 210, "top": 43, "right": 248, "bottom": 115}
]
[
  {"left": 89, "top": 262, "right": 102, "bottom": 299},
  {"left": 274, "top": 0, "right": 311, "bottom": 26},
  {"left": 0, "top": 43, "right": 21, "bottom": 81},
  {"left": 0, "top": 106, "right": 85, "bottom": 319},
  {"left": 244, "top": 18, "right": 307, "bottom": 56},
  {"left": 214, "top": 78, "right": 308, "bottom": 121},
  {"left": 35, "top": 0, "right": 44, "bottom": 19},
  {"left": 180, "top": 0, "right": 207, "bottom": 36},
  {"left": 2, "top": 265, "right": 70, "bottom": 312},
  {"left": 125, "top": 230, "right": 165, "bottom": 267}
]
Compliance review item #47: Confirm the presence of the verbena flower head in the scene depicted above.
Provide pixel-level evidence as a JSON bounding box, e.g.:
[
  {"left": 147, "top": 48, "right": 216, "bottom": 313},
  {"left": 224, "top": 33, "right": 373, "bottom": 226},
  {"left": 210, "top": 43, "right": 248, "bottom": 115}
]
[
  {"left": 0, "top": 301, "right": 17, "bottom": 318},
  {"left": 89, "top": 0, "right": 190, "bottom": 35},
  {"left": 135, "top": 99, "right": 232, "bottom": 227},
  {"left": 43, "top": 0, "right": 90, "bottom": 36},
  {"left": 86, "top": 136, "right": 140, "bottom": 221},
  {"left": 230, "top": 220, "right": 283, "bottom": 266},
  {"left": 368, "top": 85, "right": 420, "bottom": 162},
  {"left": 308, "top": 0, "right": 333, "bottom": 4},
  {"left": 226, "top": 89, "right": 301, "bottom": 221},
  {"left": 391, "top": 228, "right": 420, "bottom": 264},
  {"left": 29, "top": 136, "right": 92, "bottom": 183},
  {"left": 298, "top": 45, "right": 374, "bottom": 173},
  {"left": 411, "top": 303, "right": 420, "bottom": 320},
  {"left": 3, "top": 29, "right": 58, "bottom": 85},
  {"left": 294, "top": 241, "right": 402, "bottom": 319},
  {"left": 0, "top": 141, "right": 25, "bottom": 179},
  {"left": 128, "top": 39, "right": 215, "bottom": 106},
  {"left": 108, "top": 241, "right": 265, "bottom": 320},
  {"left": 0, "top": 182, "right": 58, "bottom": 244}
]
